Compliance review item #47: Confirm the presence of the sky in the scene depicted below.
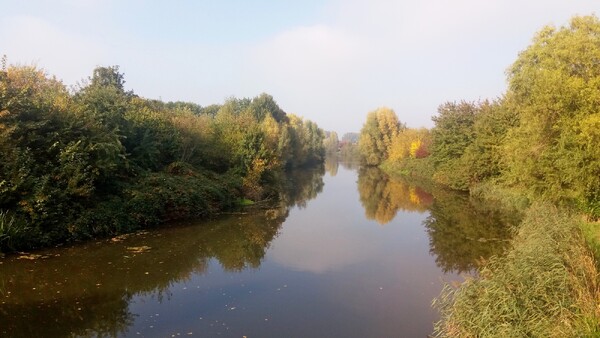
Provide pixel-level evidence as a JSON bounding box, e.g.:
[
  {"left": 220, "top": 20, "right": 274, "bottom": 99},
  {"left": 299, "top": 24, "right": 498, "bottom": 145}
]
[{"left": 1, "top": 1, "right": 598, "bottom": 135}]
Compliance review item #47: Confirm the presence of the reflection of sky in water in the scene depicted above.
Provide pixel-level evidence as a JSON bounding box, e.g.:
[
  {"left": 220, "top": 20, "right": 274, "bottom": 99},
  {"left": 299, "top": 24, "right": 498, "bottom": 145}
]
[
  {"left": 123, "top": 166, "right": 458, "bottom": 337},
  {"left": 269, "top": 167, "right": 431, "bottom": 274}
]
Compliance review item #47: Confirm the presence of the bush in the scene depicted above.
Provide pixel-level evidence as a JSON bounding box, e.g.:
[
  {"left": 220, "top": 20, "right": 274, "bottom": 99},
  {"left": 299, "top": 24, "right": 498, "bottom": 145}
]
[{"left": 124, "top": 167, "right": 239, "bottom": 226}]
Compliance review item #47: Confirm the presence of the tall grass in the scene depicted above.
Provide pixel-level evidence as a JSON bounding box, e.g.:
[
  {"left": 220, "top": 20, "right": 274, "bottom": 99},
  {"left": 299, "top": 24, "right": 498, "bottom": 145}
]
[
  {"left": 433, "top": 203, "right": 600, "bottom": 337},
  {"left": 581, "top": 220, "right": 600, "bottom": 269},
  {"left": 0, "top": 210, "right": 31, "bottom": 252},
  {"left": 469, "top": 180, "right": 531, "bottom": 212}
]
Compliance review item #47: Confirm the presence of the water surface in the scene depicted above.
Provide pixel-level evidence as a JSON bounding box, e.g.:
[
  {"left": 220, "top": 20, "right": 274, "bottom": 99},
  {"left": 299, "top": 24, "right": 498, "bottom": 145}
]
[{"left": 0, "top": 162, "right": 515, "bottom": 337}]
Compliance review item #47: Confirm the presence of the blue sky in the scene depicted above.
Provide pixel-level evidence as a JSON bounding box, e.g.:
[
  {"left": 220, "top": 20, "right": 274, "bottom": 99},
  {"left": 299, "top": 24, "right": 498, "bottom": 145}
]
[{"left": 1, "top": 0, "right": 598, "bottom": 134}]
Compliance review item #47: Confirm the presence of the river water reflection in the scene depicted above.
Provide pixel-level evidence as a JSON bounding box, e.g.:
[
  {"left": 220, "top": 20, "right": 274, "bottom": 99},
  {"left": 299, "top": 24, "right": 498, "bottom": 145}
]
[{"left": 0, "top": 161, "right": 516, "bottom": 337}]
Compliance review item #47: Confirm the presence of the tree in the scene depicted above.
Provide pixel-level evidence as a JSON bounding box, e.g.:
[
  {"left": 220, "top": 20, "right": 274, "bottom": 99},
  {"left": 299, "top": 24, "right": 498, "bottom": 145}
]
[
  {"left": 286, "top": 114, "right": 325, "bottom": 167},
  {"left": 503, "top": 15, "right": 600, "bottom": 215},
  {"left": 248, "top": 93, "right": 288, "bottom": 123},
  {"left": 341, "top": 132, "right": 359, "bottom": 144},
  {"left": 388, "top": 127, "right": 431, "bottom": 161},
  {"left": 460, "top": 100, "right": 517, "bottom": 184},
  {"left": 323, "top": 131, "right": 339, "bottom": 155},
  {"left": 0, "top": 62, "right": 329, "bottom": 251},
  {"left": 90, "top": 66, "right": 126, "bottom": 92},
  {"left": 429, "top": 101, "right": 478, "bottom": 189},
  {"left": 358, "top": 107, "right": 404, "bottom": 166}
]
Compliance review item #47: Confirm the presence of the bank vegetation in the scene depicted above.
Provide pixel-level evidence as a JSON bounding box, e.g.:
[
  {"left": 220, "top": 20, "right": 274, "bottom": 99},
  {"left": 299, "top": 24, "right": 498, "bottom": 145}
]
[
  {"left": 358, "top": 15, "right": 600, "bottom": 337},
  {"left": 0, "top": 63, "right": 325, "bottom": 252}
]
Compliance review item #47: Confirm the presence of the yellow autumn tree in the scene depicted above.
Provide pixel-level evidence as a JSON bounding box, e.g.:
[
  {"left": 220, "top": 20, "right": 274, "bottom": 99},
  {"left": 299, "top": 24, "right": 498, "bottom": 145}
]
[
  {"left": 388, "top": 127, "right": 431, "bottom": 162},
  {"left": 358, "top": 107, "right": 404, "bottom": 166}
]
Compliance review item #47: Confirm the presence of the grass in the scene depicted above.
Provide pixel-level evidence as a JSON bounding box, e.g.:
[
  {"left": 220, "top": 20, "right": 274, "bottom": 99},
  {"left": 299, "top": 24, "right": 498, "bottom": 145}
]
[
  {"left": 433, "top": 203, "right": 600, "bottom": 337},
  {"left": 0, "top": 210, "right": 33, "bottom": 253},
  {"left": 469, "top": 180, "right": 531, "bottom": 212},
  {"left": 581, "top": 220, "right": 600, "bottom": 268},
  {"left": 380, "top": 157, "right": 435, "bottom": 181},
  {"left": 239, "top": 198, "right": 255, "bottom": 206}
]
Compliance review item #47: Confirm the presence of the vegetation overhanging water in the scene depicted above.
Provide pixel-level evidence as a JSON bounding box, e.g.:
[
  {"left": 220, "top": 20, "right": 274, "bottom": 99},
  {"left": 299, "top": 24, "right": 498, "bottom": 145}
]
[{"left": 0, "top": 163, "right": 517, "bottom": 337}]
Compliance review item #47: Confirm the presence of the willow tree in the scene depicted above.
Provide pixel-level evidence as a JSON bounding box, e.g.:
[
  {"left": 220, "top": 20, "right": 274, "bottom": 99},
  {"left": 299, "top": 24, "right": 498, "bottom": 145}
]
[
  {"left": 503, "top": 15, "right": 600, "bottom": 215},
  {"left": 358, "top": 107, "right": 404, "bottom": 166}
]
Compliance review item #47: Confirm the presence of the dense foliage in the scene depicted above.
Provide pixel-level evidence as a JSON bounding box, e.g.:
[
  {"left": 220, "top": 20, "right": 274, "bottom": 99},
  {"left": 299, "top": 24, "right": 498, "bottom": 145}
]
[
  {"left": 431, "top": 16, "right": 600, "bottom": 216},
  {"left": 0, "top": 64, "right": 325, "bottom": 252},
  {"left": 357, "top": 15, "right": 600, "bottom": 336},
  {"left": 362, "top": 15, "right": 600, "bottom": 219},
  {"left": 503, "top": 16, "right": 600, "bottom": 216},
  {"left": 358, "top": 107, "right": 404, "bottom": 166}
]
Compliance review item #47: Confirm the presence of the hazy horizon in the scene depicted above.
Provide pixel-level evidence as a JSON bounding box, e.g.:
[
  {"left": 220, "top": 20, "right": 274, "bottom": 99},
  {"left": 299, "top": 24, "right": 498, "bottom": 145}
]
[{"left": 1, "top": 0, "right": 598, "bottom": 134}]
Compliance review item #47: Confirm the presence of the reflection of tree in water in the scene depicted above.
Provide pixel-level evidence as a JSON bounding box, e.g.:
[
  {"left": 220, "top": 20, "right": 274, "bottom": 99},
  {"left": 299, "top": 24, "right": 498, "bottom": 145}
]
[
  {"left": 0, "top": 214, "right": 280, "bottom": 337},
  {"left": 424, "top": 188, "right": 519, "bottom": 274},
  {"left": 277, "top": 165, "right": 325, "bottom": 210},
  {"left": 0, "top": 293, "right": 133, "bottom": 338},
  {"left": 0, "top": 168, "right": 326, "bottom": 338},
  {"left": 339, "top": 160, "right": 360, "bottom": 171},
  {"left": 357, "top": 167, "right": 433, "bottom": 224},
  {"left": 324, "top": 156, "right": 339, "bottom": 177},
  {"left": 356, "top": 167, "right": 516, "bottom": 274}
]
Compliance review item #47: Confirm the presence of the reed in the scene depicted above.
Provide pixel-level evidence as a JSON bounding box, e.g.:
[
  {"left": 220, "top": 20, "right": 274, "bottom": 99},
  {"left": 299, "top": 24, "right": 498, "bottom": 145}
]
[{"left": 433, "top": 203, "right": 600, "bottom": 337}]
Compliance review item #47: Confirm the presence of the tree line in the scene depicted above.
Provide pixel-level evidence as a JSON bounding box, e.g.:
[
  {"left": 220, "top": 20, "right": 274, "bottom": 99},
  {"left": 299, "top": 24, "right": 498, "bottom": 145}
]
[
  {"left": 0, "top": 63, "right": 325, "bottom": 251},
  {"left": 357, "top": 15, "right": 600, "bottom": 336},
  {"left": 359, "top": 15, "right": 600, "bottom": 220}
]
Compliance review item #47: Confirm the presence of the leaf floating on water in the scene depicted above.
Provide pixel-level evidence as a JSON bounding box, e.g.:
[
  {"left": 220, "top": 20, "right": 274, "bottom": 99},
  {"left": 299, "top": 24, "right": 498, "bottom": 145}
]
[
  {"left": 111, "top": 234, "right": 130, "bottom": 242},
  {"left": 17, "top": 253, "right": 43, "bottom": 260},
  {"left": 112, "top": 231, "right": 149, "bottom": 243},
  {"left": 127, "top": 246, "right": 151, "bottom": 253}
]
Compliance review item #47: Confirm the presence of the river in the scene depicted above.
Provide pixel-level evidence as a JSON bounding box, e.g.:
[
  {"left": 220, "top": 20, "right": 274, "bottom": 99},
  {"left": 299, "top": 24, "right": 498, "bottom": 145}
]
[{"left": 0, "top": 160, "right": 517, "bottom": 337}]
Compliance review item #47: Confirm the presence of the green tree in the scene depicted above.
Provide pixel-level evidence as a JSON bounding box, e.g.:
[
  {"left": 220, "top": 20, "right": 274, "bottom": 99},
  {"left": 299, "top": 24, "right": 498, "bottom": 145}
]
[
  {"left": 90, "top": 66, "right": 126, "bottom": 92},
  {"left": 286, "top": 114, "right": 325, "bottom": 168},
  {"left": 460, "top": 100, "right": 517, "bottom": 184},
  {"left": 0, "top": 62, "right": 328, "bottom": 252},
  {"left": 429, "top": 101, "right": 478, "bottom": 190},
  {"left": 503, "top": 15, "right": 600, "bottom": 215}
]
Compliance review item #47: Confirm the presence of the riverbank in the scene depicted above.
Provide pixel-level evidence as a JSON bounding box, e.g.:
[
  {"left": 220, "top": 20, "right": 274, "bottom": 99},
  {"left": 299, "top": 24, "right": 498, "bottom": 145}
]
[
  {"left": 0, "top": 65, "right": 328, "bottom": 254},
  {"left": 383, "top": 158, "right": 600, "bottom": 257},
  {"left": 382, "top": 160, "right": 600, "bottom": 337},
  {"left": 0, "top": 166, "right": 241, "bottom": 253},
  {"left": 434, "top": 203, "right": 599, "bottom": 337}
]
